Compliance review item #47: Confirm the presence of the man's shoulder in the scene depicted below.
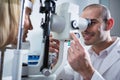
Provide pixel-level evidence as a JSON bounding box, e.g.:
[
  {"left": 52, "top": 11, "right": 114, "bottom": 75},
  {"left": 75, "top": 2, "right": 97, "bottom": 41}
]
[{"left": 115, "top": 37, "right": 120, "bottom": 46}]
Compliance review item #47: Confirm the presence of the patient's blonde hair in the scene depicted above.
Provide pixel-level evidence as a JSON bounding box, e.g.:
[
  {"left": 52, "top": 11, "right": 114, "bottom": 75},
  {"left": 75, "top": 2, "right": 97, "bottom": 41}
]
[{"left": 0, "top": 0, "right": 20, "bottom": 48}]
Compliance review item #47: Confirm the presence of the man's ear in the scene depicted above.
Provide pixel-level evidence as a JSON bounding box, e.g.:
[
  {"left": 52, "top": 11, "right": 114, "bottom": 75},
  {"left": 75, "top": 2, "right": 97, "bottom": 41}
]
[{"left": 106, "top": 18, "right": 114, "bottom": 30}]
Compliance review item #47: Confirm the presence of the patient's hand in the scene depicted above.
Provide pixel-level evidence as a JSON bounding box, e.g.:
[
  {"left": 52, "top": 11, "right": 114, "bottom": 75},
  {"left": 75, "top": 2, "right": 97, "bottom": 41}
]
[
  {"left": 49, "top": 34, "right": 60, "bottom": 68},
  {"left": 49, "top": 34, "right": 60, "bottom": 53}
]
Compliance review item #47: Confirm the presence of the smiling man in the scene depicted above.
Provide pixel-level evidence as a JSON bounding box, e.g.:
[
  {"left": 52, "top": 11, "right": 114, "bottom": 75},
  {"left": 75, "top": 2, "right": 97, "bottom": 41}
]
[{"left": 49, "top": 4, "right": 120, "bottom": 80}]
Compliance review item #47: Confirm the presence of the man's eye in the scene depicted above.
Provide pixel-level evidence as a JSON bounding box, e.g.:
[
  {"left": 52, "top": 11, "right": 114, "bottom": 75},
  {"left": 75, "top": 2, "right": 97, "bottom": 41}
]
[
  {"left": 91, "top": 22, "right": 96, "bottom": 25},
  {"left": 88, "top": 22, "right": 96, "bottom": 26}
]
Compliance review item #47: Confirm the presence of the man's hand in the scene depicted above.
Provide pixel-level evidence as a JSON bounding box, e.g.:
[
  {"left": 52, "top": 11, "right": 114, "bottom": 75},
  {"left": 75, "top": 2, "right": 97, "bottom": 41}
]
[{"left": 68, "top": 33, "right": 95, "bottom": 80}]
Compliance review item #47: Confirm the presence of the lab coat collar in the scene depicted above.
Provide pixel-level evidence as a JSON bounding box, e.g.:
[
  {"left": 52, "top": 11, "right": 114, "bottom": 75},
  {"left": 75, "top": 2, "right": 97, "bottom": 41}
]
[{"left": 99, "top": 37, "right": 120, "bottom": 75}]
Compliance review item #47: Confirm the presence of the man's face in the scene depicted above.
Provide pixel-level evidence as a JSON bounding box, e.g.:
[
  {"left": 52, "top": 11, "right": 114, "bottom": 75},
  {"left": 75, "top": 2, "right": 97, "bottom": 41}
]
[
  {"left": 23, "top": 7, "right": 33, "bottom": 42},
  {"left": 81, "top": 8, "right": 107, "bottom": 46}
]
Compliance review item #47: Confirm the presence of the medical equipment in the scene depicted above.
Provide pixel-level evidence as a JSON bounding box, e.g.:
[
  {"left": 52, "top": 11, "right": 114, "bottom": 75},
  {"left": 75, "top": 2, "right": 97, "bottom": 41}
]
[
  {"left": 2, "top": 0, "right": 91, "bottom": 80},
  {"left": 21, "top": 1, "right": 91, "bottom": 80}
]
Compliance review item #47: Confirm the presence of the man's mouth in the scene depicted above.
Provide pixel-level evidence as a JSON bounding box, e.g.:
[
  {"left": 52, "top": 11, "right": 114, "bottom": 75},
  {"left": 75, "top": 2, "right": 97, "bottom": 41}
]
[{"left": 83, "top": 31, "right": 95, "bottom": 40}]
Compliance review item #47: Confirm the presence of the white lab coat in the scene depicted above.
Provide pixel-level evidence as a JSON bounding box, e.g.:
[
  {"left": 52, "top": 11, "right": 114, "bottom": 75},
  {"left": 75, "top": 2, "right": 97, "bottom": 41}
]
[{"left": 56, "top": 37, "right": 120, "bottom": 80}]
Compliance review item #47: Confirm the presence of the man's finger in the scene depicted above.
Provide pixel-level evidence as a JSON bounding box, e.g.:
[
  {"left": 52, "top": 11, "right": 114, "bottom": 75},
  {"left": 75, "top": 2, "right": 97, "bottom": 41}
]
[
  {"left": 70, "top": 33, "right": 83, "bottom": 48},
  {"left": 70, "top": 33, "right": 79, "bottom": 42}
]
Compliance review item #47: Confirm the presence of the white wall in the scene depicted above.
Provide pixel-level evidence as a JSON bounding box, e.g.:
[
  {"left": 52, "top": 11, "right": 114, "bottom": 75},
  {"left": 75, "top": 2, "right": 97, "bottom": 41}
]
[
  {"left": 100, "top": 0, "right": 120, "bottom": 37},
  {"left": 56, "top": 0, "right": 99, "bottom": 14},
  {"left": 109, "top": 0, "right": 120, "bottom": 37}
]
